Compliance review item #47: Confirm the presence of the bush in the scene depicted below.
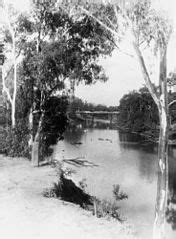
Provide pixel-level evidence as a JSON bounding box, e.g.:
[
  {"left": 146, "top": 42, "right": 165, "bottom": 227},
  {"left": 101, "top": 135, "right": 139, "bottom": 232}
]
[
  {"left": 92, "top": 184, "right": 128, "bottom": 220},
  {"left": 43, "top": 162, "right": 128, "bottom": 221},
  {"left": 94, "top": 198, "right": 121, "bottom": 220},
  {"left": 113, "top": 184, "right": 128, "bottom": 201},
  {"left": 43, "top": 162, "right": 92, "bottom": 207},
  {"left": 0, "top": 119, "right": 30, "bottom": 158},
  {"left": 0, "top": 126, "right": 7, "bottom": 154}
]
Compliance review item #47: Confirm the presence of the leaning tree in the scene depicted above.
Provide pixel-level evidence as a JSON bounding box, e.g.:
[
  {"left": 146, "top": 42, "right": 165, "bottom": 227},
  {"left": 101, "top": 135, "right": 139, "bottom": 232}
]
[{"left": 73, "top": 0, "right": 173, "bottom": 238}]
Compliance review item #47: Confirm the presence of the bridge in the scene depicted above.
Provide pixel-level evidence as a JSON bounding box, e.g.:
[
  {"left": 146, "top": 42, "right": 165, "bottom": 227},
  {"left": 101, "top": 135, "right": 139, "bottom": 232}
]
[
  {"left": 76, "top": 111, "right": 119, "bottom": 115},
  {"left": 75, "top": 111, "right": 120, "bottom": 126}
]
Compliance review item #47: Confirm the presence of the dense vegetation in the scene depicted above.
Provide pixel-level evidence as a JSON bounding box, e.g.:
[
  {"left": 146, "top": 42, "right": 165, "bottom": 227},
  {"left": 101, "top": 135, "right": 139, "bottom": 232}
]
[
  {"left": 117, "top": 87, "right": 159, "bottom": 133},
  {"left": 0, "top": 0, "right": 113, "bottom": 160}
]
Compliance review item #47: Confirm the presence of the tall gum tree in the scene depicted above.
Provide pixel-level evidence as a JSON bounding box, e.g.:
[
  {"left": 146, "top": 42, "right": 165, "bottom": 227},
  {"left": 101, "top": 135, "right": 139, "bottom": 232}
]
[
  {"left": 0, "top": 2, "right": 18, "bottom": 127},
  {"left": 0, "top": 1, "right": 31, "bottom": 127},
  {"left": 21, "top": 0, "right": 113, "bottom": 166},
  {"left": 76, "top": 0, "right": 172, "bottom": 238}
]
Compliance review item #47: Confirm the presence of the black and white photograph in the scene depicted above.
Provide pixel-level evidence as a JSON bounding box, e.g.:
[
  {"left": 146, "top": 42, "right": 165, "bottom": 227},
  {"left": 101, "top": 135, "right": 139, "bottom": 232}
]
[{"left": 0, "top": 0, "right": 176, "bottom": 238}]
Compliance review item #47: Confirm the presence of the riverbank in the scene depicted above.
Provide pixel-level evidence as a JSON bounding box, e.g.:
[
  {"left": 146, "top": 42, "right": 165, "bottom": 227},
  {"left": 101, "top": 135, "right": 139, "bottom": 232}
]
[
  {"left": 118, "top": 127, "right": 176, "bottom": 145},
  {"left": 0, "top": 155, "right": 136, "bottom": 239}
]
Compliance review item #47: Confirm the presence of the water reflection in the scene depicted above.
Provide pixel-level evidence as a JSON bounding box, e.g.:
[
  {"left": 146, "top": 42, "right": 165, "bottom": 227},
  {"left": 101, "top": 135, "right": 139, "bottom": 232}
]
[
  {"left": 55, "top": 124, "right": 176, "bottom": 238},
  {"left": 119, "top": 130, "right": 142, "bottom": 143},
  {"left": 65, "top": 128, "right": 84, "bottom": 144},
  {"left": 118, "top": 131, "right": 158, "bottom": 182},
  {"left": 166, "top": 147, "right": 176, "bottom": 231},
  {"left": 119, "top": 131, "right": 158, "bottom": 153},
  {"left": 55, "top": 125, "right": 159, "bottom": 239}
]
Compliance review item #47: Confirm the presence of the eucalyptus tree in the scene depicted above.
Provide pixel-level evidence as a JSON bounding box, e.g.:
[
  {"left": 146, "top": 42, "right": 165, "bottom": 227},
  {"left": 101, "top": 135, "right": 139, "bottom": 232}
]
[
  {"left": 0, "top": 2, "right": 19, "bottom": 127},
  {"left": 21, "top": 0, "right": 113, "bottom": 165},
  {"left": 0, "top": 1, "right": 33, "bottom": 127},
  {"left": 75, "top": 0, "right": 173, "bottom": 238}
]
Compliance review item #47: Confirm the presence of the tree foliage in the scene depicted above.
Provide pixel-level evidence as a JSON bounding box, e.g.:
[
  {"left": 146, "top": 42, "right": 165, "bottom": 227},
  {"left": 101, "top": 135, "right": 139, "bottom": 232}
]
[
  {"left": 118, "top": 86, "right": 159, "bottom": 132},
  {"left": 40, "top": 96, "right": 68, "bottom": 157},
  {"left": 1, "top": 0, "right": 114, "bottom": 159}
]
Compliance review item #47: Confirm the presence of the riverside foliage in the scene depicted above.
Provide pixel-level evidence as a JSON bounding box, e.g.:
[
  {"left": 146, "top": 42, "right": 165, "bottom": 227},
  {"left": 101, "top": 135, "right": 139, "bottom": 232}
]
[
  {"left": 117, "top": 87, "right": 159, "bottom": 133},
  {"left": 1, "top": 0, "right": 113, "bottom": 160}
]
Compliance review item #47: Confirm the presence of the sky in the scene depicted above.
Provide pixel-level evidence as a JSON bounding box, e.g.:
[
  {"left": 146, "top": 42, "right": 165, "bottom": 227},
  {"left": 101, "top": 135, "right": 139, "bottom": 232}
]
[
  {"left": 2, "top": 0, "right": 176, "bottom": 106},
  {"left": 76, "top": 0, "right": 176, "bottom": 106},
  {"left": 76, "top": 48, "right": 144, "bottom": 106}
]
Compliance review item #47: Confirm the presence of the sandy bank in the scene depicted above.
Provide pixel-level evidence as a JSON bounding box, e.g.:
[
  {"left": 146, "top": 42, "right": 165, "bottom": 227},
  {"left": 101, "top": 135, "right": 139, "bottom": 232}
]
[{"left": 0, "top": 155, "right": 137, "bottom": 239}]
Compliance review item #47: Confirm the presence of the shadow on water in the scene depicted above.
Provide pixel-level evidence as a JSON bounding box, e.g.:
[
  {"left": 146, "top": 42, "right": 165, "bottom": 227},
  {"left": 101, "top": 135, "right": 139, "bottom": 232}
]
[
  {"left": 65, "top": 128, "right": 84, "bottom": 143},
  {"left": 119, "top": 130, "right": 158, "bottom": 153}
]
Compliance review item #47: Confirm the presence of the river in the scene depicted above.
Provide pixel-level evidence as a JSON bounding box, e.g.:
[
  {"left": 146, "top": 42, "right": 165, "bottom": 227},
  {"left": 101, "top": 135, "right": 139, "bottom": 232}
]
[{"left": 53, "top": 126, "right": 176, "bottom": 239}]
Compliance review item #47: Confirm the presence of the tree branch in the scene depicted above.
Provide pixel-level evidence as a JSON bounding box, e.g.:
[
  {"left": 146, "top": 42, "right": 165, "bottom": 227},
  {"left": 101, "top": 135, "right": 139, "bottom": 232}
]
[
  {"left": 79, "top": 3, "right": 160, "bottom": 108},
  {"left": 48, "top": 75, "right": 66, "bottom": 96},
  {"left": 2, "top": 67, "right": 12, "bottom": 104},
  {"left": 80, "top": 6, "right": 135, "bottom": 59},
  {"left": 79, "top": 6, "right": 119, "bottom": 38},
  {"left": 168, "top": 100, "right": 176, "bottom": 107},
  {"left": 133, "top": 40, "right": 159, "bottom": 107}
]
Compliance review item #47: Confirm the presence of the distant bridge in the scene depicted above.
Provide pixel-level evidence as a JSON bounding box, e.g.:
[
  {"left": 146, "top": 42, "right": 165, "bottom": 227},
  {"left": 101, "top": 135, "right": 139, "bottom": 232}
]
[
  {"left": 76, "top": 111, "right": 119, "bottom": 115},
  {"left": 75, "top": 111, "right": 120, "bottom": 126}
]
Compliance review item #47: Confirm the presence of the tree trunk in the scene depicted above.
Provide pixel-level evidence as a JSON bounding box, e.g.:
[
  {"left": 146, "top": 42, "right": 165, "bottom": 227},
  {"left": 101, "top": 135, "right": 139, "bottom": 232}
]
[
  {"left": 153, "top": 47, "right": 169, "bottom": 239},
  {"left": 6, "top": 8, "right": 17, "bottom": 128},
  {"left": 10, "top": 55, "right": 17, "bottom": 128},
  {"left": 133, "top": 40, "right": 169, "bottom": 238},
  {"left": 11, "top": 61, "right": 17, "bottom": 128},
  {"left": 153, "top": 108, "right": 169, "bottom": 239},
  {"left": 28, "top": 107, "right": 33, "bottom": 148},
  {"left": 31, "top": 112, "right": 44, "bottom": 167},
  {"left": 11, "top": 99, "right": 15, "bottom": 127}
]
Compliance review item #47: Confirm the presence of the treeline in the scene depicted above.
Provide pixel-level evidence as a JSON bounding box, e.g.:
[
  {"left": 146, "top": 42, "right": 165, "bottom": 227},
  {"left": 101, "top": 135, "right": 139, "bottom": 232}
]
[
  {"left": 117, "top": 86, "right": 159, "bottom": 133},
  {"left": 117, "top": 86, "right": 176, "bottom": 134},
  {"left": 70, "top": 97, "right": 118, "bottom": 113}
]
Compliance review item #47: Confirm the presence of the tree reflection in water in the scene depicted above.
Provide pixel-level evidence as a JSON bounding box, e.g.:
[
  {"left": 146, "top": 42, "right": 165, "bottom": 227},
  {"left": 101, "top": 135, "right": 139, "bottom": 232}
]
[{"left": 166, "top": 147, "right": 176, "bottom": 230}]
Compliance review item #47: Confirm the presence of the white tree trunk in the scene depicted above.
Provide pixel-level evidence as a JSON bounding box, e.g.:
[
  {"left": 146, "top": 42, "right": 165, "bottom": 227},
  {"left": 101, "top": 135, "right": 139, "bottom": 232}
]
[
  {"left": 153, "top": 107, "right": 169, "bottom": 239},
  {"left": 3, "top": 3, "right": 17, "bottom": 128},
  {"left": 28, "top": 107, "right": 33, "bottom": 147},
  {"left": 153, "top": 46, "right": 169, "bottom": 239},
  {"left": 133, "top": 40, "right": 169, "bottom": 239},
  {"left": 11, "top": 29, "right": 17, "bottom": 128},
  {"left": 78, "top": 4, "right": 171, "bottom": 238}
]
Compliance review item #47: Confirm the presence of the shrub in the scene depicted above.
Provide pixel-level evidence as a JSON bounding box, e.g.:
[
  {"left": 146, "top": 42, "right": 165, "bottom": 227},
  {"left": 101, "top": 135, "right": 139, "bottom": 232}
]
[
  {"left": 43, "top": 161, "right": 128, "bottom": 222},
  {"left": 0, "top": 119, "right": 30, "bottom": 158},
  {"left": 92, "top": 184, "right": 128, "bottom": 221},
  {"left": 43, "top": 162, "right": 92, "bottom": 207},
  {"left": 113, "top": 184, "right": 128, "bottom": 201},
  {"left": 94, "top": 198, "right": 122, "bottom": 220},
  {"left": 0, "top": 126, "right": 7, "bottom": 154}
]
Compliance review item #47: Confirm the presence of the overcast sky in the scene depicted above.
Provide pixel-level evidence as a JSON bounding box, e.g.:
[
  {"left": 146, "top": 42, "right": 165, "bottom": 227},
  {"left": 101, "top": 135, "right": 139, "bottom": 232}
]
[
  {"left": 2, "top": 0, "right": 176, "bottom": 106},
  {"left": 75, "top": 48, "right": 144, "bottom": 106},
  {"left": 76, "top": 0, "right": 176, "bottom": 106}
]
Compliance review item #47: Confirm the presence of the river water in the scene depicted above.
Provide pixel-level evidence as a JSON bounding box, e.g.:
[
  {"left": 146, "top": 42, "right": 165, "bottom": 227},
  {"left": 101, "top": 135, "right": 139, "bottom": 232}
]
[{"left": 54, "top": 126, "right": 176, "bottom": 239}]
